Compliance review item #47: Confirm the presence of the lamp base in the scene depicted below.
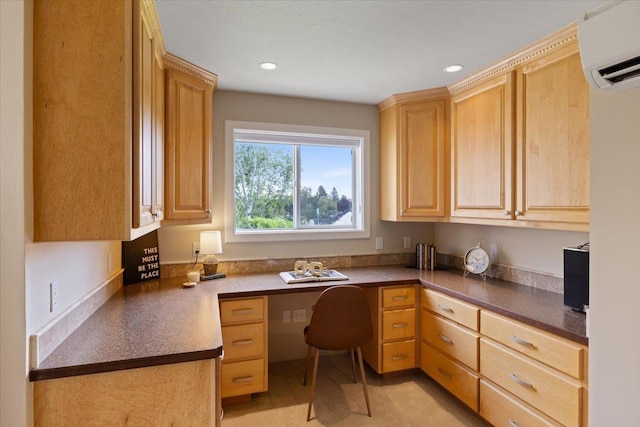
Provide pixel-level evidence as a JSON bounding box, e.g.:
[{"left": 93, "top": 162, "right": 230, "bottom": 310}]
[{"left": 201, "top": 273, "right": 226, "bottom": 281}]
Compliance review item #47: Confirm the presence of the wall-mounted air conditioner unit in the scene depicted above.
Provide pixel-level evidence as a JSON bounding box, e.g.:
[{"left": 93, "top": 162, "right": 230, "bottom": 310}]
[{"left": 578, "top": 0, "right": 640, "bottom": 92}]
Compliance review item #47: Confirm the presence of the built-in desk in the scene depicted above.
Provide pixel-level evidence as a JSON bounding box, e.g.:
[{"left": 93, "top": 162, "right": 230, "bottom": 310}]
[{"left": 29, "top": 265, "right": 587, "bottom": 426}]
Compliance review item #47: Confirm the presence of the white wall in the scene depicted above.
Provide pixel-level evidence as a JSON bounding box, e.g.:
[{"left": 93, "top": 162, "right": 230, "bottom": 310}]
[
  {"left": 435, "top": 223, "right": 588, "bottom": 276},
  {"left": 159, "top": 90, "right": 434, "bottom": 263},
  {"left": 590, "top": 85, "right": 640, "bottom": 424},
  {"left": 1, "top": 1, "right": 29, "bottom": 425}
]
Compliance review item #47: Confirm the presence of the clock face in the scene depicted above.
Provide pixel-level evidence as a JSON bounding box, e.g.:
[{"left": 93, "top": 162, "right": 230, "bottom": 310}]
[{"left": 465, "top": 247, "right": 490, "bottom": 274}]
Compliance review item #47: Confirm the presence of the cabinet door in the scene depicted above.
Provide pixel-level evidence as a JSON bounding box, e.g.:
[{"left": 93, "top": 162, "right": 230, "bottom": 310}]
[
  {"left": 164, "top": 62, "right": 213, "bottom": 221},
  {"left": 398, "top": 99, "right": 447, "bottom": 218},
  {"left": 516, "top": 45, "right": 589, "bottom": 225},
  {"left": 133, "top": 3, "right": 155, "bottom": 228},
  {"left": 451, "top": 73, "right": 514, "bottom": 220},
  {"left": 152, "top": 43, "right": 164, "bottom": 221}
]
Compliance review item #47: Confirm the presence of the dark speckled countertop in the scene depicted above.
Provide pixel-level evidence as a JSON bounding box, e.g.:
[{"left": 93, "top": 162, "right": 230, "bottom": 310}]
[{"left": 30, "top": 265, "right": 586, "bottom": 381}]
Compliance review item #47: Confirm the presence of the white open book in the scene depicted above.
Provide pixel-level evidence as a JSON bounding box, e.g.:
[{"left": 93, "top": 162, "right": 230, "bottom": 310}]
[{"left": 279, "top": 269, "right": 348, "bottom": 284}]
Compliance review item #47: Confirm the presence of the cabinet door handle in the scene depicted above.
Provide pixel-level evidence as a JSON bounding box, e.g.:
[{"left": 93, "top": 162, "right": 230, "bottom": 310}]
[
  {"left": 392, "top": 322, "right": 409, "bottom": 329},
  {"left": 438, "top": 334, "right": 453, "bottom": 344},
  {"left": 437, "top": 367, "right": 452, "bottom": 379},
  {"left": 508, "top": 419, "right": 519, "bottom": 427},
  {"left": 515, "top": 210, "right": 523, "bottom": 217},
  {"left": 232, "top": 308, "right": 254, "bottom": 315},
  {"left": 232, "top": 375, "right": 254, "bottom": 384},
  {"left": 392, "top": 354, "right": 408, "bottom": 361},
  {"left": 509, "top": 373, "right": 534, "bottom": 389},
  {"left": 437, "top": 303, "right": 453, "bottom": 313},
  {"left": 504, "top": 210, "right": 511, "bottom": 216},
  {"left": 206, "top": 209, "right": 212, "bottom": 215},
  {"left": 392, "top": 295, "right": 408, "bottom": 301},
  {"left": 509, "top": 334, "right": 536, "bottom": 349},
  {"left": 232, "top": 339, "right": 254, "bottom": 346}
]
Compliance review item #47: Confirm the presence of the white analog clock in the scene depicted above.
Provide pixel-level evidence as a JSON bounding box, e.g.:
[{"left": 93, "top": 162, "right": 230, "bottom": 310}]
[{"left": 464, "top": 242, "right": 490, "bottom": 280}]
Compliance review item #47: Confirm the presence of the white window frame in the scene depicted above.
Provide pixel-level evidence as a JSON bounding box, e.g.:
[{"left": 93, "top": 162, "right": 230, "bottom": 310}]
[{"left": 225, "top": 120, "right": 370, "bottom": 243}]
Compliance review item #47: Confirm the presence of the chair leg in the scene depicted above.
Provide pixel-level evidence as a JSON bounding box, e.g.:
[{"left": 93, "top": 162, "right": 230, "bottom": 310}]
[
  {"left": 307, "top": 348, "right": 320, "bottom": 421},
  {"left": 356, "top": 347, "right": 372, "bottom": 417},
  {"left": 350, "top": 348, "right": 357, "bottom": 383},
  {"left": 303, "top": 345, "right": 312, "bottom": 386}
]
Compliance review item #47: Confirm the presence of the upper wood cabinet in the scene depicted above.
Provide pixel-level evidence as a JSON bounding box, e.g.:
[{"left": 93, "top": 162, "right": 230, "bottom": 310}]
[
  {"left": 163, "top": 54, "right": 217, "bottom": 223},
  {"left": 133, "top": 0, "right": 165, "bottom": 228},
  {"left": 516, "top": 44, "right": 590, "bottom": 225},
  {"left": 378, "top": 89, "right": 448, "bottom": 221},
  {"left": 33, "top": 0, "right": 166, "bottom": 241},
  {"left": 448, "top": 23, "right": 589, "bottom": 231},
  {"left": 451, "top": 73, "right": 514, "bottom": 220}
]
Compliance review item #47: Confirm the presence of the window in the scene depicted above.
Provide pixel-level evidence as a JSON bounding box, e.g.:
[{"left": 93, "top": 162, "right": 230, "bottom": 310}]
[{"left": 225, "top": 121, "right": 370, "bottom": 242}]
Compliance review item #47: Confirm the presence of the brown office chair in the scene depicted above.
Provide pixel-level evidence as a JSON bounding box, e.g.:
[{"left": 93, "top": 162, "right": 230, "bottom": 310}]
[{"left": 303, "top": 285, "right": 373, "bottom": 421}]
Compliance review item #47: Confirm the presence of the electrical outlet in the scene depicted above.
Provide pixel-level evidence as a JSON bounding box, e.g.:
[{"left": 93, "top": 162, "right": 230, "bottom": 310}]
[
  {"left": 489, "top": 243, "right": 498, "bottom": 262},
  {"left": 192, "top": 242, "right": 200, "bottom": 257},
  {"left": 403, "top": 236, "right": 411, "bottom": 249},
  {"left": 49, "top": 282, "right": 58, "bottom": 313},
  {"left": 293, "top": 309, "right": 306, "bottom": 323},
  {"left": 375, "top": 237, "right": 384, "bottom": 250},
  {"left": 282, "top": 310, "right": 291, "bottom": 323}
]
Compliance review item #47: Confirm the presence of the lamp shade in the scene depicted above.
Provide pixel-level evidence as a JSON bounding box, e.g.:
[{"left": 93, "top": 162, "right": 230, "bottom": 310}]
[{"left": 200, "top": 231, "right": 222, "bottom": 255}]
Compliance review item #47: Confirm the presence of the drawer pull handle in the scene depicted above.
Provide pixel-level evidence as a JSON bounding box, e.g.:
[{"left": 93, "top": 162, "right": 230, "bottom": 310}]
[
  {"left": 438, "top": 334, "right": 453, "bottom": 344},
  {"left": 437, "top": 303, "right": 454, "bottom": 313},
  {"left": 437, "top": 367, "right": 452, "bottom": 379},
  {"left": 508, "top": 419, "right": 519, "bottom": 427},
  {"left": 232, "top": 375, "right": 254, "bottom": 384},
  {"left": 509, "top": 373, "right": 534, "bottom": 389},
  {"left": 392, "top": 295, "right": 409, "bottom": 301},
  {"left": 232, "top": 339, "right": 254, "bottom": 346},
  {"left": 392, "top": 354, "right": 408, "bottom": 361},
  {"left": 392, "top": 322, "right": 409, "bottom": 328},
  {"left": 509, "top": 335, "right": 536, "bottom": 349},
  {"left": 232, "top": 308, "right": 254, "bottom": 315}
]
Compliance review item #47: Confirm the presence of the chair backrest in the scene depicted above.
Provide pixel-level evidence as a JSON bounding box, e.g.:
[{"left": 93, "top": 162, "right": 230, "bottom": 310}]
[{"left": 305, "top": 285, "right": 373, "bottom": 351}]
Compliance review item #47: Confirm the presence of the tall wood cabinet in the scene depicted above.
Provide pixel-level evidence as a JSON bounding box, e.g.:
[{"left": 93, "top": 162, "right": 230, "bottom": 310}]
[
  {"left": 449, "top": 24, "right": 589, "bottom": 231},
  {"left": 378, "top": 89, "right": 448, "bottom": 221},
  {"left": 163, "top": 54, "right": 217, "bottom": 223},
  {"left": 33, "top": 0, "right": 165, "bottom": 241}
]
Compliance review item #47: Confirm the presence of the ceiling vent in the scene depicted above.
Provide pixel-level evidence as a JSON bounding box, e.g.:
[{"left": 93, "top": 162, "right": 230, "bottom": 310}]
[{"left": 578, "top": 1, "right": 640, "bottom": 92}]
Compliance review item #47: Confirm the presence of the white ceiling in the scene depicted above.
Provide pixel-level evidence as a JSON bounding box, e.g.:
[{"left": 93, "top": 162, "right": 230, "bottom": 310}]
[{"left": 155, "top": 0, "right": 602, "bottom": 105}]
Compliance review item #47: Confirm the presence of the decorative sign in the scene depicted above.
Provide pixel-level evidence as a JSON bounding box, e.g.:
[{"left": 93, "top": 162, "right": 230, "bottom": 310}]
[{"left": 122, "top": 230, "right": 160, "bottom": 285}]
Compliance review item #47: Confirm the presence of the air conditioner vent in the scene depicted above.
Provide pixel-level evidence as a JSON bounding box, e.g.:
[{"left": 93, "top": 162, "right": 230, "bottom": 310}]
[{"left": 598, "top": 56, "right": 640, "bottom": 84}]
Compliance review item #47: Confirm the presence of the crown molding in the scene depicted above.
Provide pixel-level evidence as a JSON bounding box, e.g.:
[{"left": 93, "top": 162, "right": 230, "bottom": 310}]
[
  {"left": 163, "top": 52, "right": 218, "bottom": 88},
  {"left": 448, "top": 22, "right": 578, "bottom": 96},
  {"left": 377, "top": 86, "right": 450, "bottom": 111}
]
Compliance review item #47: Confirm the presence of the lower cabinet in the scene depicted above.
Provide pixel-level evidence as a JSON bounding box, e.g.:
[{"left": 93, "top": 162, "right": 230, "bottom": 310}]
[
  {"left": 363, "top": 285, "right": 417, "bottom": 374},
  {"left": 33, "top": 360, "right": 217, "bottom": 426},
  {"left": 419, "top": 288, "right": 480, "bottom": 411},
  {"left": 419, "top": 289, "right": 588, "bottom": 426},
  {"left": 219, "top": 297, "right": 268, "bottom": 399}
]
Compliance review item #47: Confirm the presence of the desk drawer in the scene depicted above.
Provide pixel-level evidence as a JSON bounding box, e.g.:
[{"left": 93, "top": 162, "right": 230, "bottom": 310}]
[
  {"left": 221, "top": 358, "right": 266, "bottom": 398},
  {"left": 421, "top": 289, "right": 479, "bottom": 331},
  {"left": 421, "top": 309, "right": 479, "bottom": 370},
  {"left": 221, "top": 323, "right": 265, "bottom": 362},
  {"left": 382, "top": 286, "right": 416, "bottom": 308},
  {"left": 480, "top": 380, "right": 560, "bottom": 427},
  {"left": 481, "top": 310, "right": 585, "bottom": 380},
  {"left": 382, "top": 339, "right": 415, "bottom": 372},
  {"left": 220, "top": 298, "right": 265, "bottom": 325},
  {"left": 481, "top": 338, "right": 583, "bottom": 427},
  {"left": 382, "top": 308, "right": 416, "bottom": 341},
  {"left": 421, "top": 342, "right": 479, "bottom": 411}
]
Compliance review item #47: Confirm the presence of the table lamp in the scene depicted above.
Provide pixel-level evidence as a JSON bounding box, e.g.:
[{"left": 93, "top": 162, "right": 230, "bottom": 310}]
[{"left": 200, "top": 230, "right": 225, "bottom": 280}]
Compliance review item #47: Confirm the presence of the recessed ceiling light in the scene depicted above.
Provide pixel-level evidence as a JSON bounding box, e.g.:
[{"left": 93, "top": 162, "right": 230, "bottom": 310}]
[
  {"left": 260, "top": 62, "right": 277, "bottom": 70},
  {"left": 444, "top": 64, "right": 464, "bottom": 73}
]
